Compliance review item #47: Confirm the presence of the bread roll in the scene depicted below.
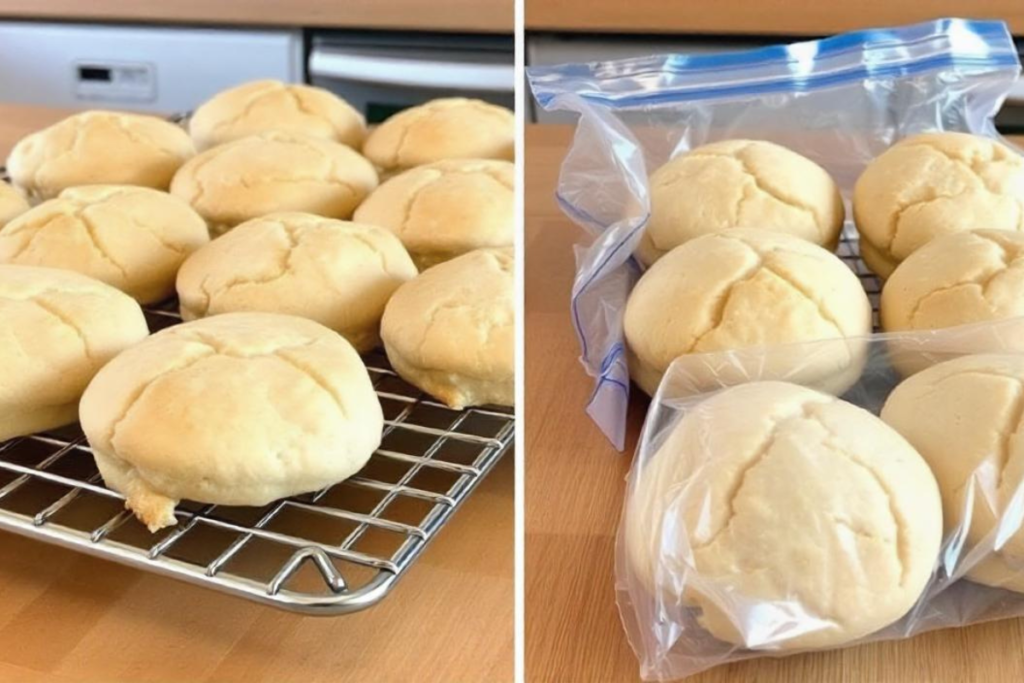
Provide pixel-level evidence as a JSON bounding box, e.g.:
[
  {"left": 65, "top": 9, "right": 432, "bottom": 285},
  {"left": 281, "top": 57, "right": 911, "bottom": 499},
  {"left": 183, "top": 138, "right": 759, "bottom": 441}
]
[
  {"left": 0, "top": 181, "right": 28, "bottom": 227},
  {"left": 854, "top": 132, "right": 1024, "bottom": 278},
  {"left": 170, "top": 131, "right": 378, "bottom": 235},
  {"left": 177, "top": 212, "right": 417, "bottom": 352},
  {"left": 880, "top": 230, "right": 1024, "bottom": 376},
  {"left": 189, "top": 79, "right": 366, "bottom": 151},
  {"left": 79, "top": 312, "right": 382, "bottom": 532},
  {"left": 362, "top": 98, "right": 514, "bottom": 176},
  {"left": 639, "top": 139, "right": 844, "bottom": 266},
  {"left": 882, "top": 354, "right": 1024, "bottom": 592},
  {"left": 381, "top": 247, "right": 513, "bottom": 408},
  {"left": 625, "top": 382, "right": 941, "bottom": 649},
  {"left": 0, "top": 265, "right": 148, "bottom": 441},
  {"left": 624, "top": 228, "right": 871, "bottom": 397},
  {"left": 0, "top": 186, "right": 209, "bottom": 304},
  {"left": 7, "top": 110, "right": 195, "bottom": 200},
  {"left": 353, "top": 159, "right": 513, "bottom": 269},
  {"left": 883, "top": 229, "right": 1024, "bottom": 332}
]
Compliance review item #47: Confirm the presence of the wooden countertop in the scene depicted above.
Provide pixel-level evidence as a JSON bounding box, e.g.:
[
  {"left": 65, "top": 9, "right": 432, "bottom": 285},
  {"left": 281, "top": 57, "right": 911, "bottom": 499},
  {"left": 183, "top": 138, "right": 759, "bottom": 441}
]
[
  {"left": 524, "top": 123, "right": 1024, "bottom": 682},
  {"left": 526, "top": 1, "right": 1024, "bottom": 36},
  {"left": 0, "top": 104, "right": 513, "bottom": 683},
  {"left": 0, "top": 0, "right": 512, "bottom": 34}
]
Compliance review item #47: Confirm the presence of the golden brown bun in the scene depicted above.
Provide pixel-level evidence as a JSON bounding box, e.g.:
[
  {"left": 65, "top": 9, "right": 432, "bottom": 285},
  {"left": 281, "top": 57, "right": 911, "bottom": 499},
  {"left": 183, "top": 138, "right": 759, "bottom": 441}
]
[
  {"left": 0, "top": 264, "right": 149, "bottom": 441},
  {"left": 362, "top": 98, "right": 514, "bottom": 175},
  {"left": 854, "top": 132, "right": 1024, "bottom": 278},
  {"left": 353, "top": 159, "right": 513, "bottom": 269},
  {"left": 0, "top": 185, "right": 209, "bottom": 304},
  {"left": 381, "top": 247, "right": 513, "bottom": 408},
  {"left": 0, "top": 181, "right": 29, "bottom": 226},
  {"left": 170, "top": 131, "right": 378, "bottom": 235},
  {"left": 640, "top": 139, "right": 845, "bottom": 265},
  {"left": 176, "top": 212, "right": 417, "bottom": 351},
  {"left": 6, "top": 110, "right": 195, "bottom": 200},
  {"left": 189, "top": 79, "right": 366, "bottom": 151},
  {"left": 80, "top": 312, "right": 382, "bottom": 532}
]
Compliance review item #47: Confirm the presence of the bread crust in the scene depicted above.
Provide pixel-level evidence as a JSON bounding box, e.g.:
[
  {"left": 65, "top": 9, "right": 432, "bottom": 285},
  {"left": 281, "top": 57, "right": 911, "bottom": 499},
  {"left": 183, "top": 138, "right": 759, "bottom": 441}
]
[
  {"left": 170, "top": 131, "right": 378, "bottom": 235},
  {"left": 189, "top": 79, "right": 366, "bottom": 151},
  {"left": 176, "top": 212, "right": 417, "bottom": 352},
  {"left": 381, "top": 248, "right": 513, "bottom": 409},
  {"left": 354, "top": 159, "right": 513, "bottom": 269},
  {"left": 0, "top": 264, "right": 149, "bottom": 441},
  {"left": 627, "top": 382, "right": 942, "bottom": 649},
  {"left": 0, "top": 181, "right": 28, "bottom": 227},
  {"left": 0, "top": 185, "right": 209, "bottom": 304},
  {"left": 639, "top": 139, "right": 845, "bottom": 266},
  {"left": 624, "top": 228, "right": 871, "bottom": 397},
  {"left": 882, "top": 354, "right": 1024, "bottom": 593},
  {"left": 854, "top": 132, "right": 1024, "bottom": 277},
  {"left": 362, "top": 98, "right": 514, "bottom": 174},
  {"left": 79, "top": 312, "right": 382, "bottom": 532},
  {"left": 6, "top": 110, "right": 195, "bottom": 200}
]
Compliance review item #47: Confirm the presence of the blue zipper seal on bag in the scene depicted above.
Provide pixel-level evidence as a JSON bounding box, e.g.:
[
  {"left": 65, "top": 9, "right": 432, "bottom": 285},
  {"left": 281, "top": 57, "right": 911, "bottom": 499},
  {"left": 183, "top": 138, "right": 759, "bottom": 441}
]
[{"left": 529, "top": 18, "right": 1019, "bottom": 109}]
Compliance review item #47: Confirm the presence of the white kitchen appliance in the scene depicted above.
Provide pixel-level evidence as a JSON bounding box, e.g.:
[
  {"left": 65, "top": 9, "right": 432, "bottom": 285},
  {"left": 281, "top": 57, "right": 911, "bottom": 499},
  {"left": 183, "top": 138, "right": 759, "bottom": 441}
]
[{"left": 0, "top": 22, "right": 303, "bottom": 113}]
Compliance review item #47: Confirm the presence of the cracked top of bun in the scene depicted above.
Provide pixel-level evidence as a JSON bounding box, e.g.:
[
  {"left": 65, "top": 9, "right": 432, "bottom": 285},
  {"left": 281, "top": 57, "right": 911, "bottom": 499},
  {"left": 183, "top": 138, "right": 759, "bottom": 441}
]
[
  {"left": 0, "top": 185, "right": 210, "bottom": 304},
  {"left": 640, "top": 139, "right": 845, "bottom": 266},
  {"left": 353, "top": 159, "right": 513, "bottom": 269},
  {"left": 362, "top": 98, "right": 514, "bottom": 174},
  {"left": 0, "top": 264, "right": 149, "bottom": 440},
  {"left": 189, "top": 79, "right": 366, "bottom": 151},
  {"left": 79, "top": 312, "right": 382, "bottom": 531},
  {"left": 624, "top": 228, "right": 871, "bottom": 396},
  {"left": 881, "top": 229, "right": 1024, "bottom": 332},
  {"left": 169, "top": 130, "right": 378, "bottom": 236},
  {"left": 6, "top": 110, "right": 195, "bottom": 201},
  {"left": 626, "top": 381, "right": 942, "bottom": 650},
  {"left": 381, "top": 247, "right": 513, "bottom": 408},
  {"left": 854, "top": 132, "right": 1024, "bottom": 279},
  {"left": 176, "top": 212, "right": 417, "bottom": 352}
]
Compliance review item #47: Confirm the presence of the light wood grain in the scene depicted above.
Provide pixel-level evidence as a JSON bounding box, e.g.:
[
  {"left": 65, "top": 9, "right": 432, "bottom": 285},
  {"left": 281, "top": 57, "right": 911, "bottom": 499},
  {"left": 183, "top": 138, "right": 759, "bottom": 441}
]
[
  {"left": 526, "top": 1, "right": 1024, "bottom": 36},
  {"left": 0, "top": 0, "right": 512, "bottom": 33},
  {"left": 524, "top": 123, "right": 1024, "bottom": 682},
  {"left": 0, "top": 452, "right": 512, "bottom": 683},
  {"left": 0, "top": 103, "right": 513, "bottom": 683}
]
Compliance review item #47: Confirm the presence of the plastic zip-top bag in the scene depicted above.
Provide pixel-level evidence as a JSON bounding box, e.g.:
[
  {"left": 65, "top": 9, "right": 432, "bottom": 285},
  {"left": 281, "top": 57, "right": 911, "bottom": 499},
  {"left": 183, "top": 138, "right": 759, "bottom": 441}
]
[
  {"left": 618, "top": 329, "right": 1024, "bottom": 680},
  {"left": 526, "top": 18, "right": 1022, "bottom": 449}
]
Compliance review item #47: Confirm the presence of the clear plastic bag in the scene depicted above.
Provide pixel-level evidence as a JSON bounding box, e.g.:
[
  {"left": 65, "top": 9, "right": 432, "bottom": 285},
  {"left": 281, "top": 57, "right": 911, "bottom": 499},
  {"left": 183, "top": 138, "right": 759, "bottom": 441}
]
[
  {"left": 526, "top": 18, "right": 1022, "bottom": 449},
  {"left": 619, "top": 322, "right": 1024, "bottom": 680}
]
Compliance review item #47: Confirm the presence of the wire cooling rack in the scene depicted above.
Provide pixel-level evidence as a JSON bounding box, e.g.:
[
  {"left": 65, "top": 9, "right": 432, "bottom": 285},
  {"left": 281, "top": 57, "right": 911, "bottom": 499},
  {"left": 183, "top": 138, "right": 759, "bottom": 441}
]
[
  {"left": 836, "top": 225, "right": 882, "bottom": 329},
  {"left": 0, "top": 300, "right": 515, "bottom": 615}
]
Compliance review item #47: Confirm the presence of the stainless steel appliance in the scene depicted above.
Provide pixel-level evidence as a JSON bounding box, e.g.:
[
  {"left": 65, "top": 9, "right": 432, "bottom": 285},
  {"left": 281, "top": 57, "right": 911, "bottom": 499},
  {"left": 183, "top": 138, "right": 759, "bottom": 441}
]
[{"left": 310, "top": 31, "right": 514, "bottom": 122}]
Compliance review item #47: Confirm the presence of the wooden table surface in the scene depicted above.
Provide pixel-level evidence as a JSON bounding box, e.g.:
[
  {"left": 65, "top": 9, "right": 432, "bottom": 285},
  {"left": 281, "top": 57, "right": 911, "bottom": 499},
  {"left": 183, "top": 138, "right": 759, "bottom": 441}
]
[
  {"left": 0, "top": 104, "right": 513, "bottom": 683},
  {"left": 524, "top": 123, "right": 1024, "bottom": 683},
  {"left": 0, "top": 0, "right": 512, "bottom": 34}
]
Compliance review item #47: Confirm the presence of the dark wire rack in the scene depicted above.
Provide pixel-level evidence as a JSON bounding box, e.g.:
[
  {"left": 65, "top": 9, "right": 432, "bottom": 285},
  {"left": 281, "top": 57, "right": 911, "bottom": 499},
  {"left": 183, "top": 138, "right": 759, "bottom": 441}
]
[
  {"left": 0, "top": 300, "right": 515, "bottom": 615},
  {"left": 836, "top": 225, "right": 883, "bottom": 328}
]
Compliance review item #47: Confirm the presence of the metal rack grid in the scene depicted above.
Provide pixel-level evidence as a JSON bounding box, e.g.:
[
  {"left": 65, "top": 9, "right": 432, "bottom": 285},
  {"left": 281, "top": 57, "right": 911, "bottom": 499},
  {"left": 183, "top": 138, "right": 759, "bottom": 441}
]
[
  {"left": 0, "top": 300, "right": 515, "bottom": 615},
  {"left": 836, "top": 226, "right": 883, "bottom": 329}
]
